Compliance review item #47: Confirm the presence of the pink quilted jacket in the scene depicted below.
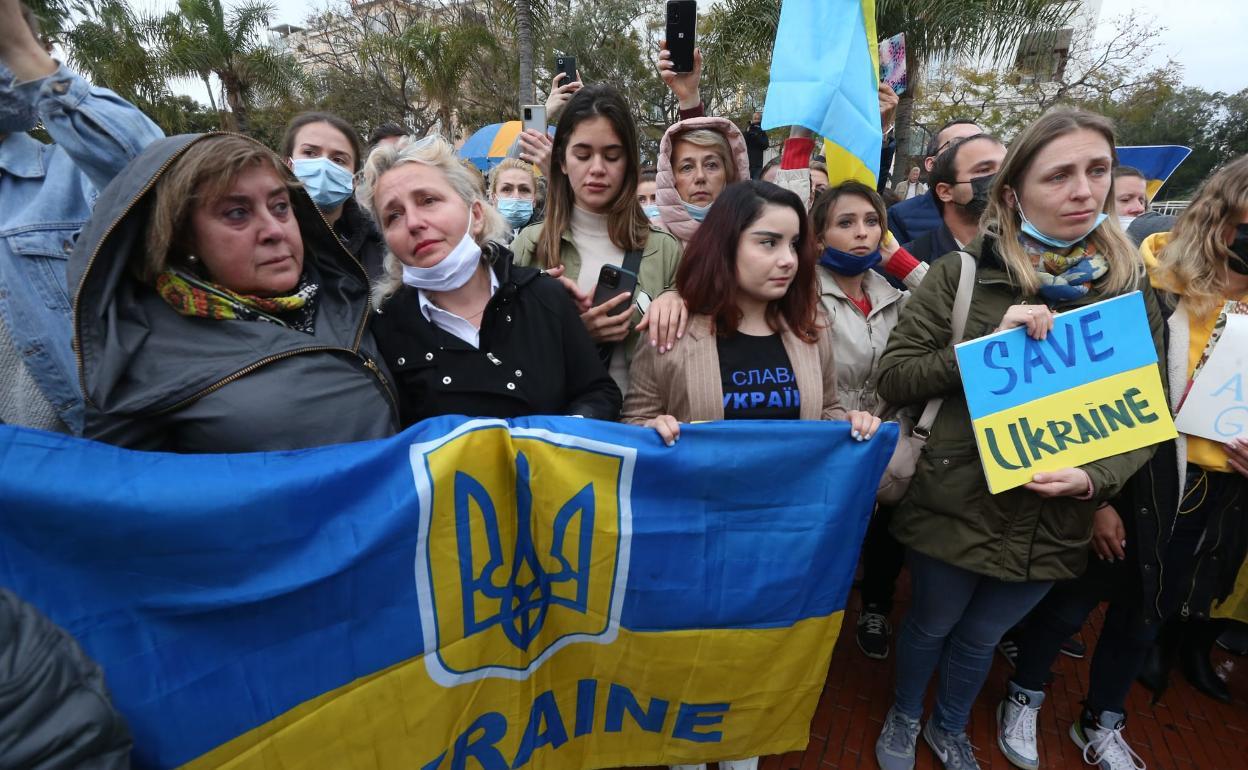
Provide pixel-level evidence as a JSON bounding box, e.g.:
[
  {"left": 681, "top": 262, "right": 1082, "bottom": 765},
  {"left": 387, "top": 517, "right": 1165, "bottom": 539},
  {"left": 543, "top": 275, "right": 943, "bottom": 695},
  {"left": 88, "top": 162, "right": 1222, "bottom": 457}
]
[{"left": 654, "top": 116, "right": 751, "bottom": 244}]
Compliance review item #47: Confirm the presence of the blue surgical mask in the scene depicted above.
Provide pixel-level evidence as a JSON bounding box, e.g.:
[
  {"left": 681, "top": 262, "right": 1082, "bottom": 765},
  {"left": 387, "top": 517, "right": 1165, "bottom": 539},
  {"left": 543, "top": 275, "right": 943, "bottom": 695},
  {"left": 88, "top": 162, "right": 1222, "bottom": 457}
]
[
  {"left": 643, "top": 204, "right": 660, "bottom": 220},
  {"left": 1017, "top": 200, "right": 1108, "bottom": 249},
  {"left": 496, "top": 197, "right": 533, "bottom": 229},
  {"left": 819, "top": 246, "right": 882, "bottom": 276},
  {"left": 0, "top": 62, "right": 38, "bottom": 134},
  {"left": 291, "top": 157, "right": 355, "bottom": 210},
  {"left": 683, "top": 200, "right": 713, "bottom": 222}
]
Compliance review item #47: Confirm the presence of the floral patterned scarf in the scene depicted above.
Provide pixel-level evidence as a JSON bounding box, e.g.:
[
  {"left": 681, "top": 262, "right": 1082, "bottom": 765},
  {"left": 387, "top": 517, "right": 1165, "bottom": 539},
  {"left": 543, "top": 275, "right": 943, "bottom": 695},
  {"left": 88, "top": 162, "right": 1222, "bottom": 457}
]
[
  {"left": 1018, "top": 233, "right": 1109, "bottom": 302},
  {"left": 156, "top": 270, "right": 319, "bottom": 334}
]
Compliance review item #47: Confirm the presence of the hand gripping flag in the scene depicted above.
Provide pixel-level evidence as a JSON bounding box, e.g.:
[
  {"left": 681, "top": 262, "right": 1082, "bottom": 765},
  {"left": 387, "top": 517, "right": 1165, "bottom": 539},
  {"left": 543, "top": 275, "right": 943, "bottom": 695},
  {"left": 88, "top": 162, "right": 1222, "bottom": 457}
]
[
  {"left": 762, "top": 0, "right": 881, "bottom": 186},
  {"left": 0, "top": 416, "right": 896, "bottom": 769}
]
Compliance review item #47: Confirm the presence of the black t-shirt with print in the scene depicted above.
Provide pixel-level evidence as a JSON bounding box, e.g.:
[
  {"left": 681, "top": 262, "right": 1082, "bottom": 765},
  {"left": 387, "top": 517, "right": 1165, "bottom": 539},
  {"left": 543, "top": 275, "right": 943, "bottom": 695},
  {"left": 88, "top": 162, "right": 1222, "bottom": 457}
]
[{"left": 717, "top": 331, "right": 801, "bottom": 420}]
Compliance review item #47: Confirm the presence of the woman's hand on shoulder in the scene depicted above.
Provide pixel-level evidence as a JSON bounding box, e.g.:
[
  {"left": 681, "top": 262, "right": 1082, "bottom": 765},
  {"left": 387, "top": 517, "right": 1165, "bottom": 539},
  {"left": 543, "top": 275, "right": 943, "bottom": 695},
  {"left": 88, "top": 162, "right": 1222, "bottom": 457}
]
[
  {"left": 636, "top": 291, "right": 687, "bottom": 354},
  {"left": 543, "top": 265, "right": 592, "bottom": 313},
  {"left": 997, "top": 304, "right": 1054, "bottom": 340},
  {"left": 1024, "top": 467, "right": 1092, "bottom": 498},
  {"left": 846, "top": 410, "right": 881, "bottom": 441},
  {"left": 647, "top": 415, "right": 681, "bottom": 447}
]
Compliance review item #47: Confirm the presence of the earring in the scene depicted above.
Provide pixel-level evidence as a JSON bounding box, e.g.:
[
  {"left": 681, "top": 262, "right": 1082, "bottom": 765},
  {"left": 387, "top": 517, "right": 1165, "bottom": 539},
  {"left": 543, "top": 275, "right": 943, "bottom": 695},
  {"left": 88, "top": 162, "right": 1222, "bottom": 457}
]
[{"left": 186, "top": 254, "right": 199, "bottom": 263}]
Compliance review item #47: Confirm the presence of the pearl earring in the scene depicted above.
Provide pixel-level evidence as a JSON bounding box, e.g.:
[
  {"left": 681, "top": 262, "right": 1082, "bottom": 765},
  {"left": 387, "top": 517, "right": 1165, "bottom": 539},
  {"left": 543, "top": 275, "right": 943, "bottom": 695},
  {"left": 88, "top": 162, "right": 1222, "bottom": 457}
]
[{"left": 186, "top": 254, "right": 199, "bottom": 263}]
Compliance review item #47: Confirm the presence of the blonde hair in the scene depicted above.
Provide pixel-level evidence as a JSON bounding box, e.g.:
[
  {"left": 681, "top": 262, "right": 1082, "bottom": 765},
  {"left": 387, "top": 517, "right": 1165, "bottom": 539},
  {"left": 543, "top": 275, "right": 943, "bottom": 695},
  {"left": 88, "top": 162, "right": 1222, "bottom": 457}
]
[
  {"left": 143, "top": 135, "right": 297, "bottom": 284},
  {"left": 356, "top": 135, "right": 509, "bottom": 305},
  {"left": 982, "top": 107, "right": 1141, "bottom": 297},
  {"left": 489, "top": 158, "right": 538, "bottom": 198},
  {"left": 1155, "top": 155, "right": 1248, "bottom": 316},
  {"left": 674, "top": 128, "right": 737, "bottom": 180}
]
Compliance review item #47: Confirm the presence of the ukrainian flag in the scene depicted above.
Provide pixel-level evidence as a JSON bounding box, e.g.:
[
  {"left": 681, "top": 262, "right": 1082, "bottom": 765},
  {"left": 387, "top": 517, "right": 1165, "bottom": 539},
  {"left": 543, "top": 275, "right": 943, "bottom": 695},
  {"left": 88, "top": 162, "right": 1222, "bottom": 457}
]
[
  {"left": 762, "top": 0, "right": 881, "bottom": 186},
  {"left": 1116, "top": 145, "right": 1192, "bottom": 200},
  {"left": 0, "top": 416, "right": 896, "bottom": 769}
]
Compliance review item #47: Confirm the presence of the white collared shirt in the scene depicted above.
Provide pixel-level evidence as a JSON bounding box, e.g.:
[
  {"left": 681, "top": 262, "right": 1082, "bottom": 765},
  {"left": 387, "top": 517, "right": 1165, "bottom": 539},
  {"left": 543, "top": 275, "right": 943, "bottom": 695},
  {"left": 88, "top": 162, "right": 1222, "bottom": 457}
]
[{"left": 417, "top": 269, "right": 500, "bottom": 348}]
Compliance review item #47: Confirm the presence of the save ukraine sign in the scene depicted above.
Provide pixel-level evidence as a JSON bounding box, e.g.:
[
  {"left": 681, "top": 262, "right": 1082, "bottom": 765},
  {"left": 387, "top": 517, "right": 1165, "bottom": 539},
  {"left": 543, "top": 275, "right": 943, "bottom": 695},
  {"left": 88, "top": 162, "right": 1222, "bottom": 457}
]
[
  {"left": 954, "top": 292, "right": 1176, "bottom": 493},
  {"left": 0, "top": 415, "right": 896, "bottom": 769}
]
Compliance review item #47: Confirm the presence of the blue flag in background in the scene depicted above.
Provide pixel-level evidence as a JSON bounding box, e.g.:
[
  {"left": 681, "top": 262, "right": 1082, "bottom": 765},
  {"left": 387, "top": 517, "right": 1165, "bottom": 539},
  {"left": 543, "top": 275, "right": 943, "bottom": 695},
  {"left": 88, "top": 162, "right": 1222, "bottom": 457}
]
[
  {"left": 762, "top": 0, "right": 882, "bottom": 184},
  {"left": 0, "top": 416, "right": 896, "bottom": 769},
  {"left": 1116, "top": 145, "right": 1192, "bottom": 199}
]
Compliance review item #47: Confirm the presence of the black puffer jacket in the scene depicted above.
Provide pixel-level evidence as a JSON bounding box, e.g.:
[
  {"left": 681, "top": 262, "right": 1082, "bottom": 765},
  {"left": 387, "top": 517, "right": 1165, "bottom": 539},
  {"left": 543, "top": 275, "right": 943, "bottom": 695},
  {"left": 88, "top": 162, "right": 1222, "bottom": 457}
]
[
  {"left": 71, "top": 134, "right": 399, "bottom": 452},
  {"left": 0, "top": 590, "right": 131, "bottom": 769}
]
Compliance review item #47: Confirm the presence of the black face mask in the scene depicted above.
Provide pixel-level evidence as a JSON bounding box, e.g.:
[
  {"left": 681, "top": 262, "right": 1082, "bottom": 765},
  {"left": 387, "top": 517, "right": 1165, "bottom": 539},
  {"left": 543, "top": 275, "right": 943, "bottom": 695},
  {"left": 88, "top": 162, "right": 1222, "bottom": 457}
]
[
  {"left": 1229, "top": 224, "right": 1248, "bottom": 275},
  {"left": 957, "top": 173, "right": 995, "bottom": 219}
]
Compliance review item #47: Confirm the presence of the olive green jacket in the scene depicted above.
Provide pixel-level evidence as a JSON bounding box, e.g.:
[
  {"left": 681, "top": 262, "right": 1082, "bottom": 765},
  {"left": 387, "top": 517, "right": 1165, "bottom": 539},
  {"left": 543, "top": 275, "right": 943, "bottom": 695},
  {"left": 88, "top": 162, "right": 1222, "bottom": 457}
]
[
  {"left": 875, "top": 236, "right": 1166, "bottom": 582},
  {"left": 510, "top": 222, "right": 682, "bottom": 366}
]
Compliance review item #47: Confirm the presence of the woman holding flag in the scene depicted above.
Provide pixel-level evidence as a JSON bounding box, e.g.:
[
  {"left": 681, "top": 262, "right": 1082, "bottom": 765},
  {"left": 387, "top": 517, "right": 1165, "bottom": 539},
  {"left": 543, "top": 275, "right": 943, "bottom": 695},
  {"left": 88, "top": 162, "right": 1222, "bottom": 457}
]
[{"left": 872, "top": 108, "right": 1163, "bottom": 770}]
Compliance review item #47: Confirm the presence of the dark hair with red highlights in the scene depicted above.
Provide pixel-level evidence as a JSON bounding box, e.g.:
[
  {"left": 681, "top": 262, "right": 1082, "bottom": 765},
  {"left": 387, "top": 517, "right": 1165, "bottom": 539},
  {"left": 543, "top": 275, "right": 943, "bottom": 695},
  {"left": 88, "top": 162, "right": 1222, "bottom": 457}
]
[{"left": 676, "top": 180, "right": 819, "bottom": 342}]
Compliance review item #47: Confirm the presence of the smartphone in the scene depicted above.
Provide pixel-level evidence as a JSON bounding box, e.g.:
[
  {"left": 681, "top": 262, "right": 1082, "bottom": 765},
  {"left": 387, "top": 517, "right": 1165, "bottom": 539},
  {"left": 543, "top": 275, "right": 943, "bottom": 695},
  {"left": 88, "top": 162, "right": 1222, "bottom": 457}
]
[
  {"left": 554, "top": 55, "right": 578, "bottom": 85},
  {"left": 592, "top": 264, "right": 639, "bottom": 316},
  {"left": 665, "top": 0, "right": 697, "bottom": 74},
  {"left": 521, "top": 104, "right": 546, "bottom": 134}
]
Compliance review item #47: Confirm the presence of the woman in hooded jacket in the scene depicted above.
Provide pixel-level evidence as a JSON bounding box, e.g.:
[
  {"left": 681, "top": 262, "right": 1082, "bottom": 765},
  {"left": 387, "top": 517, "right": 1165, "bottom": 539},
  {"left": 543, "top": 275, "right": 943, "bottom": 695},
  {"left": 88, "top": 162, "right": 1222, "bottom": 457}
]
[{"left": 73, "top": 133, "right": 398, "bottom": 452}]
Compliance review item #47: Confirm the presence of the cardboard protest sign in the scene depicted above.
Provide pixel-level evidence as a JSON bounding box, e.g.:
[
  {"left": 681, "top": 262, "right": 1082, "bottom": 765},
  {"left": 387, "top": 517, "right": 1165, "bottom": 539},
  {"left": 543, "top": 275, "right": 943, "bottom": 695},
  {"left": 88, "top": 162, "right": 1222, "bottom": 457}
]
[
  {"left": 1175, "top": 313, "right": 1248, "bottom": 441},
  {"left": 954, "top": 292, "right": 1176, "bottom": 493}
]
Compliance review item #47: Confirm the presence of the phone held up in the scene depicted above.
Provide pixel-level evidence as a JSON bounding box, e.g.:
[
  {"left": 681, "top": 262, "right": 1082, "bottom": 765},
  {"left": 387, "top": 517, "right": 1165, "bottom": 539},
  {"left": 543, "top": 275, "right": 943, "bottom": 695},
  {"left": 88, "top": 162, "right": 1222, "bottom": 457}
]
[
  {"left": 521, "top": 104, "right": 547, "bottom": 135},
  {"left": 665, "top": 0, "right": 697, "bottom": 73},
  {"left": 555, "top": 54, "right": 578, "bottom": 85},
  {"left": 592, "top": 264, "right": 639, "bottom": 317}
]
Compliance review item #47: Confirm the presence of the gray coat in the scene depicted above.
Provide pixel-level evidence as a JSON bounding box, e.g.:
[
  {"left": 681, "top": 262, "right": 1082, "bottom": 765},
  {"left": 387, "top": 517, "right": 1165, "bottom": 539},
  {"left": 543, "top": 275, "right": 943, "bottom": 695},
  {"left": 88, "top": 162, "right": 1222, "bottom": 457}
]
[
  {"left": 71, "top": 135, "right": 398, "bottom": 452},
  {"left": 0, "top": 589, "right": 131, "bottom": 769}
]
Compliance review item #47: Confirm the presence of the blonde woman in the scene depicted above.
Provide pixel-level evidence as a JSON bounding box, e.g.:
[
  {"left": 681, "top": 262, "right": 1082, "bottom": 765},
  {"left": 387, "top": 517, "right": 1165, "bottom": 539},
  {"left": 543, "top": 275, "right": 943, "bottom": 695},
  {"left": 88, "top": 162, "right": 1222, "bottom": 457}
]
[
  {"left": 488, "top": 158, "right": 540, "bottom": 238},
  {"left": 872, "top": 108, "right": 1164, "bottom": 770},
  {"left": 357, "top": 135, "right": 620, "bottom": 426},
  {"left": 1122, "top": 155, "right": 1248, "bottom": 707},
  {"left": 654, "top": 124, "right": 750, "bottom": 244}
]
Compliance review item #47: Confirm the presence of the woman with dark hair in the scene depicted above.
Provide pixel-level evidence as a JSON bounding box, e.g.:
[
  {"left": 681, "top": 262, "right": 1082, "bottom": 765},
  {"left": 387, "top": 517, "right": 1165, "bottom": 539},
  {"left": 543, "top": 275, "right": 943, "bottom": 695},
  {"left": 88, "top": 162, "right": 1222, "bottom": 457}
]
[
  {"left": 280, "top": 111, "right": 387, "bottom": 281},
  {"left": 622, "top": 180, "right": 880, "bottom": 770},
  {"left": 512, "top": 84, "right": 686, "bottom": 392}
]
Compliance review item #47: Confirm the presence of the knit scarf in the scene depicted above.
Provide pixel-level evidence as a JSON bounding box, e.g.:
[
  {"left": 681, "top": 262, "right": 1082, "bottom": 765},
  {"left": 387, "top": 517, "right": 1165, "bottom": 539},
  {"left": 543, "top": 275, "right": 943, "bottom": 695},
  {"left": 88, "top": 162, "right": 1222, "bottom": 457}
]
[
  {"left": 1018, "top": 233, "right": 1109, "bottom": 302},
  {"left": 156, "top": 270, "right": 320, "bottom": 334}
]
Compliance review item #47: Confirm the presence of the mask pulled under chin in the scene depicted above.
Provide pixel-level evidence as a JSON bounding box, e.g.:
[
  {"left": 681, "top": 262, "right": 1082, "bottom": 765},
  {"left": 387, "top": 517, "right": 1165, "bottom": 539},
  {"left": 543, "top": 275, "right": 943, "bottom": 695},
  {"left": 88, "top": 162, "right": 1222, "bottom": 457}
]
[
  {"left": 1017, "top": 200, "right": 1108, "bottom": 249},
  {"left": 400, "top": 215, "right": 484, "bottom": 292},
  {"left": 683, "top": 200, "right": 713, "bottom": 222},
  {"left": 0, "top": 62, "right": 39, "bottom": 134},
  {"left": 819, "top": 245, "right": 882, "bottom": 276}
]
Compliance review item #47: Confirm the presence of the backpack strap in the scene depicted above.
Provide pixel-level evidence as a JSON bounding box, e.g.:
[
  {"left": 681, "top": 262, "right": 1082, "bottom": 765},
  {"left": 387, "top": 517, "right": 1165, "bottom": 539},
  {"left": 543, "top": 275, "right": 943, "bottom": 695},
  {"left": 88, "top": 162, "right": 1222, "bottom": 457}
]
[{"left": 913, "top": 251, "right": 976, "bottom": 438}]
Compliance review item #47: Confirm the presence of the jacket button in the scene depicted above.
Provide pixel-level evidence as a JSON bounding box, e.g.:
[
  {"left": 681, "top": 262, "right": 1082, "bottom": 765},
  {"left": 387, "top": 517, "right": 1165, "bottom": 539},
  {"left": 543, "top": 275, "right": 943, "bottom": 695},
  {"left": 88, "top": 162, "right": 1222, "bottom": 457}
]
[
  {"left": 442, "top": 376, "right": 452, "bottom": 385},
  {"left": 396, "top": 357, "right": 406, "bottom": 365},
  {"left": 506, "top": 383, "right": 516, "bottom": 390},
  {"left": 1143, "top": 564, "right": 1152, "bottom": 571},
  {"left": 426, "top": 352, "right": 434, "bottom": 361},
  {"left": 506, "top": 315, "right": 512, "bottom": 323},
  {"left": 515, "top": 369, "right": 523, "bottom": 377}
]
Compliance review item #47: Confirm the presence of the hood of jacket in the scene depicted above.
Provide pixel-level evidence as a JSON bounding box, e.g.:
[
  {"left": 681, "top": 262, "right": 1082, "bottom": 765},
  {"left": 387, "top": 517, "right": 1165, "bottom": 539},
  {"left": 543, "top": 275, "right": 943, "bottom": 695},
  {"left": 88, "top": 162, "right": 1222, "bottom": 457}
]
[
  {"left": 70, "top": 133, "right": 374, "bottom": 418},
  {"left": 654, "top": 116, "right": 751, "bottom": 243}
]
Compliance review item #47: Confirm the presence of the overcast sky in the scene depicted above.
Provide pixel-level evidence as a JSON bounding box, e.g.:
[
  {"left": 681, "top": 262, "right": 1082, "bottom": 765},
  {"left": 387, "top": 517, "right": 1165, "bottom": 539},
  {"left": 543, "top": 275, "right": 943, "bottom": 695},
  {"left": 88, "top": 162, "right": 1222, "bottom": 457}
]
[{"left": 142, "top": 0, "right": 1245, "bottom": 103}]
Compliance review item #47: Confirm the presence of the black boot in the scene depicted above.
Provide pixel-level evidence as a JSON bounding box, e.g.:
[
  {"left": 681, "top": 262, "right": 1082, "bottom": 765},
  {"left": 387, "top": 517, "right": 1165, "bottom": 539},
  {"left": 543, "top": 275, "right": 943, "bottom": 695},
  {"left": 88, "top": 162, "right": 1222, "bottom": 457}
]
[
  {"left": 1217, "top": 621, "right": 1248, "bottom": 656},
  {"left": 1138, "top": 619, "right": 1181, "bottom": 701},
  {"left": 1180, "top": 619, "right": 1232, "bottom": 703}
]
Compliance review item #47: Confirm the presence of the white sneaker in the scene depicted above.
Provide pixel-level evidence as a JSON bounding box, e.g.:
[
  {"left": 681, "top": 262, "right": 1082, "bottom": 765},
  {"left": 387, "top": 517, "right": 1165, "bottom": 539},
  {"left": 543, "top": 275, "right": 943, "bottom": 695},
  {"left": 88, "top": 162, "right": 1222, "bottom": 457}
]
[
  {"left": 1070, "top": 710, "right": 1146, "bottom": 770},
  {"left": 670, "top": 760, "right": 757, "bottom": 770},
  {"left": 996, "top": 688, "right": 1042, "bottom": 770}
]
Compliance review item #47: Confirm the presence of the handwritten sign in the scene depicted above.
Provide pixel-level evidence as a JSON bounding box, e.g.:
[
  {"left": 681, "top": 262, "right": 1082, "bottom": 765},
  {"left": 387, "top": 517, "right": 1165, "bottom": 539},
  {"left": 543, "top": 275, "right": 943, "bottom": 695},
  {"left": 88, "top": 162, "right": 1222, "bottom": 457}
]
[
  {"left": 954, "top": 292, "right": 1176, "bottom": 493},
  {"left": 1175, "top": 313, "right": 1248, "bottom": 441}
]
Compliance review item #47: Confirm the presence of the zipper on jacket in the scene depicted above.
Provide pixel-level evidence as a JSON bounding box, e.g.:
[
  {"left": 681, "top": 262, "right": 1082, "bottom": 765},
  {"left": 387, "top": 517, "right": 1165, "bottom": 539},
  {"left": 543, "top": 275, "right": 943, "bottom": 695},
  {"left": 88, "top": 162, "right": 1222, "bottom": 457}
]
[{"left": 362, "top": 356, "right": 400, "bottom": 421}]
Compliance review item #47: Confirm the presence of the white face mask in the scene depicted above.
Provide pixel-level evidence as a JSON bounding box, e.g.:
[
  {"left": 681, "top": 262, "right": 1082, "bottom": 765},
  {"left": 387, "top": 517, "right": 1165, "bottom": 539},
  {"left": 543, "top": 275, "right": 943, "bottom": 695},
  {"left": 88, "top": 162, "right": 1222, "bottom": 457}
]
[{"left": 400, "top": 211, "right": 483, "bottom": 292}]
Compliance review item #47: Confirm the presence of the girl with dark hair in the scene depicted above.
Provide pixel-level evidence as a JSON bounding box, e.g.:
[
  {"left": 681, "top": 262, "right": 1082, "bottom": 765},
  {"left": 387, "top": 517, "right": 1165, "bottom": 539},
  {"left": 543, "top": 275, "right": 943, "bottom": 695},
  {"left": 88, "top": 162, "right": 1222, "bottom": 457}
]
[
  {"left": 280, "top": 111, "right": 387, "bottom": 281},
  {"left": 512, "top": 84, "right": 686, "bottom": 392},
  {"left": 623, "top": 180, "right": 880, "bottom": 442},
  {"left": 623, "top": 180, "right": 880, "bottom": 770}
]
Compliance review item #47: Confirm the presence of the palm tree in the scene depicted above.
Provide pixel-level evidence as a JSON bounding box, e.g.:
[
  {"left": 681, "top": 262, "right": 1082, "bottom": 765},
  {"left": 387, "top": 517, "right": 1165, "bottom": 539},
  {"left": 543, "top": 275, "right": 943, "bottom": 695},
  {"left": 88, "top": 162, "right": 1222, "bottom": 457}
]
[
  {"left": 876, "top": 0, "right": 1075, "bottom": 171},
  {"left": 149, "top": 0, "right": 300, "bottom": 133},
  {"left": 489, "top": 0, "right": 551, "bottom": 112},
  {"left": 391, "top": 19, "right": 498, "bottom": 137}
]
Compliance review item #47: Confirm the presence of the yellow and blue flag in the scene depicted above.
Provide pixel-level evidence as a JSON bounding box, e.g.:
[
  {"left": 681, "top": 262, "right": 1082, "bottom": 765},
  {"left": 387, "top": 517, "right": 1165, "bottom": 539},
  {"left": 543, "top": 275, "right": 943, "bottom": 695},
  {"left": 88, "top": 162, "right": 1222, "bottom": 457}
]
[
  {"left": 762, "top": 0, "right": 881, "bottom": 186},
  {"left": 0, "top": 416, "right": 896, "bottom": 769},
  {"left": 1116, "top": 145, "right": 1192, "bottom": 200}
]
